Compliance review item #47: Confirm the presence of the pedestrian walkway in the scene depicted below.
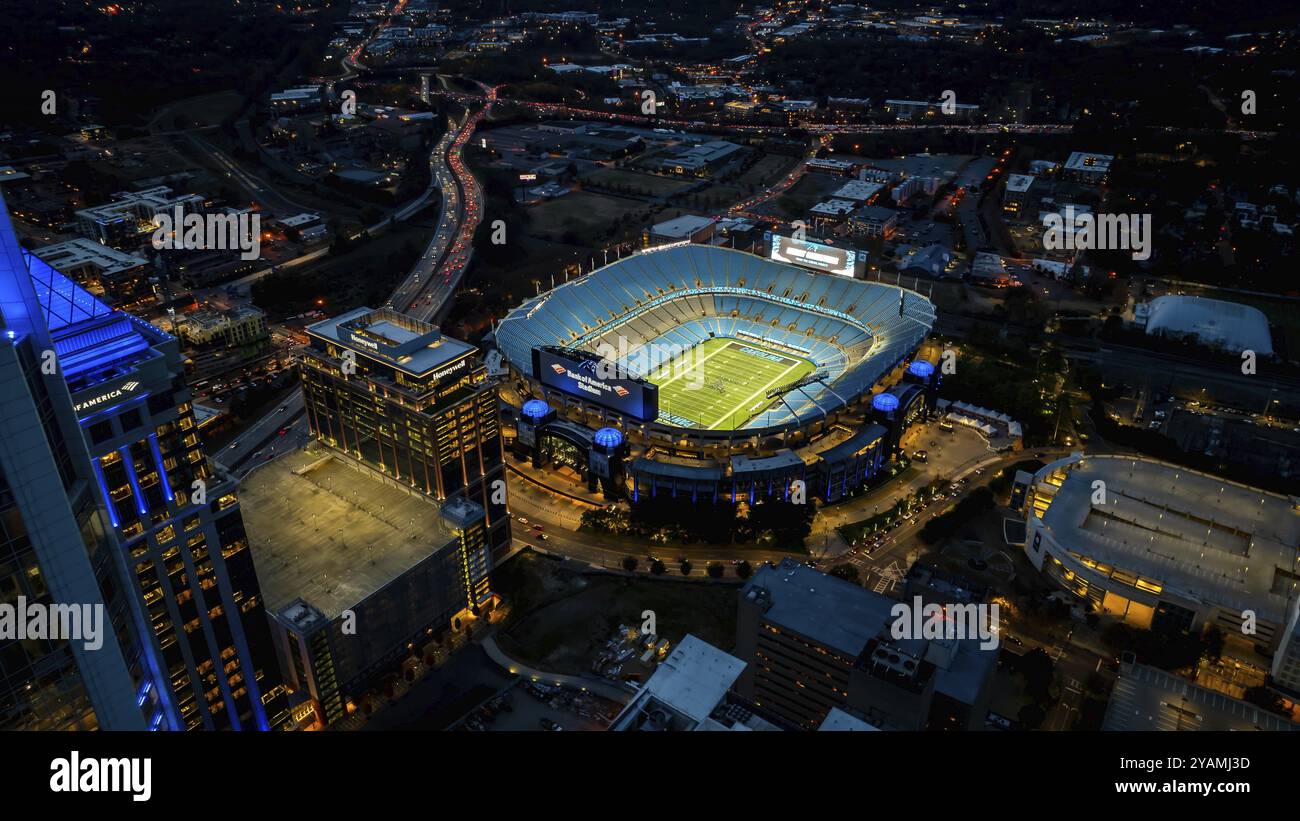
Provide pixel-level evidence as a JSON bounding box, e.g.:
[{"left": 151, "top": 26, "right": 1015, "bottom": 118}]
[
  {"left": 507, "top": 459, "right": 605, "bottom": 507},
  {"left": 480, "top": 634, "right": 633, "bottom": 704}
]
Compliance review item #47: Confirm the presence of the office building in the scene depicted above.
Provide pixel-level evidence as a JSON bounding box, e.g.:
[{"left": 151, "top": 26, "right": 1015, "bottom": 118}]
[
  {"left": 644, "top": 214, "right": 716, "bottom": 247},
  {"left": 609, "top": 635, "right": 884, "bottom": 732},
  {"left": 0, "top": 195, "right": 147, "bottom": 731},
  {"left": 173, "top": 304, "right": 271, "bottom": 381},
  {"left": 2, "top": 192, "right": 289, "bottom": 730},
  {"left": 734, "top": 559, "right": 996, "bottom": 730},
  {"left": 35, "top": 237, "right": 152, "bottom": 304},
  {"left": 243, "top": 446, "right": 496, "bottom": 727},
  {"left": 1002, "top": 174, "right": 1035, "bottom": 214},
  {"left": 610, "top": 634, "right": 787, "bottom": 731},
  {"left": 75, "top": 186, "right": 204, "bottom": 248},
  {"left": 848, "top": 205, "right": 901, "bottom": 240},
  {"left": 1061, "top": 151, "right": 1114, "bottom": 184},
  {"left": 299, "top": 307, "right": 509, "bottom": 569}
]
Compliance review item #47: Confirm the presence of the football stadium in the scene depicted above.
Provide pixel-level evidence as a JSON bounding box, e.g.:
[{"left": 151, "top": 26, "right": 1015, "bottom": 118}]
[
  {"left": 496, "top": 244, "right": 934, "bottom": 438},
  {"left": 494, "top": 244, "right": 938, "bottom": 503},
  {"left": 651, "top": 337, "right": 817, "bottom": 431}
]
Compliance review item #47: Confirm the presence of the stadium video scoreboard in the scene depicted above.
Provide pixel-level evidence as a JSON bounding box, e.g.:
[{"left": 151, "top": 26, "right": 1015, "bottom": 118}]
[
  {"left": 768, "top": 233, "right": 864, "bottom": 278},
  {"left": 533, "top": 347, "right": 659, "bottom": 423}
]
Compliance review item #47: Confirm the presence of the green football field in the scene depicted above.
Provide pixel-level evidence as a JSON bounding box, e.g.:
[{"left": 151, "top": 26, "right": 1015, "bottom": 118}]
[{"left": 651, "top": 338, "right": 816, "bottom": 430}]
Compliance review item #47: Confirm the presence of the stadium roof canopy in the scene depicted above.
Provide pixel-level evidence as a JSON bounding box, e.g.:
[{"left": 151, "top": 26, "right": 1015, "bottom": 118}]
[
  {"left": 1142, "top": 294, "right": 1273, "bottom": 356},
  {"left": 495, "top": 245, "right": 935, "bottom": 432}
]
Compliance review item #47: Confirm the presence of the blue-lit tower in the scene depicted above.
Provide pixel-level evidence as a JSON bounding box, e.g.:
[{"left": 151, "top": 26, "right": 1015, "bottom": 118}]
[
  {"left": 0, "top": 193, "right": 289, "bottom": 730},
  {"left": 871, "top": 392, "right": 905, "bottom": 456},
  {"left": 0, "top": 192, "right": 147, "bottom": 730},
  {"left": 904, "top": 359, "right": 939, "bottom": 415},
  {"left": 588, "top": 426, "right": 628, "bottom": 498},
  {"left": 517, "top": 398, "right": 555, "bottom": 468}
]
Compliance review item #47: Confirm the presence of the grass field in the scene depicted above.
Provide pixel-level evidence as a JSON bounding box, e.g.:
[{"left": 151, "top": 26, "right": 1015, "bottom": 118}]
[{"left": 651, "top": 338, "right": 816, "bottom": 430}]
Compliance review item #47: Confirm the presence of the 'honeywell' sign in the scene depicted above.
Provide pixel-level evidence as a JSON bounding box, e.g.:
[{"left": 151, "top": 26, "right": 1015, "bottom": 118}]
[{"left": 429, "top": 357, "right": 469, "bottom": 385}]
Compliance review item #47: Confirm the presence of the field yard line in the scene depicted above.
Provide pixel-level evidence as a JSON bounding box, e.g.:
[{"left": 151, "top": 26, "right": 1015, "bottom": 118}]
[
  {"left": 654, "top": 338, "right": 733, "bottom": 391},
  {"left": 708, "top": 357, "right": 805, "bottom": 431}
]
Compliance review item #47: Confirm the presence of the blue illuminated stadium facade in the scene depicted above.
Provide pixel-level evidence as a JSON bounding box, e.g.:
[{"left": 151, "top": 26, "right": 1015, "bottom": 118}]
[
  {"left": 495, "top": 245, "right": 937, "bottom": 503},
  {"left": 0, "top": 194, "right": 289, "bottom": 731}
]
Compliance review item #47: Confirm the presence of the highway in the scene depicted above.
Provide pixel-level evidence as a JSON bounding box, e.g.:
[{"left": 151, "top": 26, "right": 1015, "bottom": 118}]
[
  {"left": 189, "top": 134, "right": 318, "bottom": 217},
  {"left": 214, "top": 391, "right": 307, "bottom": 476},
  {"left": 389, "top": 84, "right": 496, "bottom": 322}
]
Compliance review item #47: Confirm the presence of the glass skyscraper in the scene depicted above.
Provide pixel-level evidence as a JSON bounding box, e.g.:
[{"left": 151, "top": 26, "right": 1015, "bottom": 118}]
[{"left": 0, "top": 192, "right": 289, "bottom": 730}]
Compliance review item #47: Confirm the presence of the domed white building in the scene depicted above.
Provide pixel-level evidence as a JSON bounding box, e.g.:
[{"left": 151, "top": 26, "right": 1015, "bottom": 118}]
[{"left": 1137, "top": 294, "right": 1273, "bottom": 356}]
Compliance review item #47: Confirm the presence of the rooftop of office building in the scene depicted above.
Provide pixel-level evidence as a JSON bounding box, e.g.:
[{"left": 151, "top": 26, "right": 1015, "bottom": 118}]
[
  {"left": 32, "top": 237, "right": 149, "bottom": 276},
  {"left": 306, "top": 306, "right": 476, "bottom": 378},
  {"left": 743, "top": 558, "right": 896, "bottom": 656},
  {"left": 819, "top": 707, "right": 880, "bottom": 731},
  {"left": 241, "top": 445, "right": 458, "bottom": 620},
  {"left": 611, "top": 634, "right": 786, "bottom": 731}
]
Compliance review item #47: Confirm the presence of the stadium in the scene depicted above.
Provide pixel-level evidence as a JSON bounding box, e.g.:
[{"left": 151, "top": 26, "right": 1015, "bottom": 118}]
[
  {"left": 497, "top": 244, "right": 934, "bottom": 440},
  {"left": 494, "top": 244, "right": 938, "bottom": 503}
]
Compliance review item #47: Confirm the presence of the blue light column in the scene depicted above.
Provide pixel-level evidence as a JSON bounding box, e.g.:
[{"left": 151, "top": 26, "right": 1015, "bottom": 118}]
[
  {"left": 90, "top": 459, "right": 120, "bottom": 528},
  {"left": 119, "top": 446, "right": 148, "bottom": 516},
  {"left": 148, "top": 434, "right": 174, "bottom": 502}
]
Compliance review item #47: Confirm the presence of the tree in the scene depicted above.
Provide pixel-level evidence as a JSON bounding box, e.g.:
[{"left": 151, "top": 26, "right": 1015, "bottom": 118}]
[
  {"left": 650, "top": 560, "right": 666, "bottom": 576},
  {"left": 621, "top": 556, "right": 639, "bottom": 573},
  {"left": 735, "top": 560, "right": 753, "bottom": 579},
  {"left": 707, "top": 562, "right": 724, "bottom": 579},
  {"left": 1241, "top": 686, "right": 1288, "bottom": 717},
  {"left": 1017, "top": 703, "right": 1046, "bottom": 730},
  {"left": 1202, "top": 625, "right": 1224, "bottom": 663},
  {"left": 1012, "top": 647, "right": 1056, "bottom": 706},
  {"left": 828, "top": 563, "right": 860, "bottom": 585}
]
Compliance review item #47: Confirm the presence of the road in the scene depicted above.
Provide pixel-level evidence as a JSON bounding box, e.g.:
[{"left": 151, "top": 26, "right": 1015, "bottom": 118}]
[
  {"left": 189, "top": 134, "right": 318, "bottom": 218},
  {"left": 496, "top": 417, "right": 1067, "bottom": 581},
  {"left": 389, "top": 84, "right": 496, "bottom": 322},
  {"left": 386, "top": 120, "right": 464, "bottom": 314},
  {"left": 215, "top": 392, "right": 307, "bottom": 475},
  {"left": 728, "top": 149, "right": 811, "bottom": 221}
]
